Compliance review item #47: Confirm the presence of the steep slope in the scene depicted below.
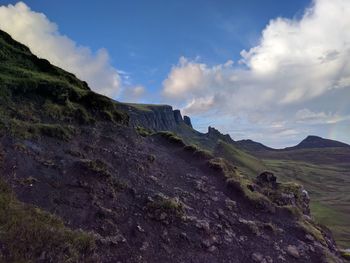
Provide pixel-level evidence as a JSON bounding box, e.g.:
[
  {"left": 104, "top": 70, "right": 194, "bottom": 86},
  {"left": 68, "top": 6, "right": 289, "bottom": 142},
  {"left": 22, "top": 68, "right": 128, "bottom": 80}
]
[
  {"left": 214, "top": 140, "right": 267, "bottom": 177},
  {"left": 0, "top": 29, "right": 345, "bottom": 262},
  {"left": 233, "top": 136, "right": 350, "bottom": 249}
]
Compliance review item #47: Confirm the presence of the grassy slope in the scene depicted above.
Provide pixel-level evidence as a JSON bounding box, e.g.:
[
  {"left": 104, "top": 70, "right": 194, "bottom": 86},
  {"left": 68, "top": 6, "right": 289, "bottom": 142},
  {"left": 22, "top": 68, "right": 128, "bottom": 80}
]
[
  {"left": 214, "top": 141, "right": 267, "bottom": 177},
  {"left": 0, "top": 177, "right": 95, "bottom": 262},
  {"left": 0, "top": 30, "right": 128, "bottom": 139},
  {"left": 264, "top": 158, "right": 350, "bottom": 248},
  {"left": 122, "top": 102, "right": 170, "bottom": 112}
]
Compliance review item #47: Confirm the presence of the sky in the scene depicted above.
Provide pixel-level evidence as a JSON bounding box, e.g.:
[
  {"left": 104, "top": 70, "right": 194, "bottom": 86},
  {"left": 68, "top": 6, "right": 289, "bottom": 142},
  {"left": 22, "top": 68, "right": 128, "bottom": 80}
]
[{"left": 0, "top": 0, "right": 350, "bottom": 148}]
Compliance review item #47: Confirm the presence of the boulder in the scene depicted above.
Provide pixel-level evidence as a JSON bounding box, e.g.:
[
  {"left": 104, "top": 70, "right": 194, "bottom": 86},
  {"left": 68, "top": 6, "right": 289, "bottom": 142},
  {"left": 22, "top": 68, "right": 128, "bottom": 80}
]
[{"left": 256, "top": 172, "right": 277, "bottom": 187}]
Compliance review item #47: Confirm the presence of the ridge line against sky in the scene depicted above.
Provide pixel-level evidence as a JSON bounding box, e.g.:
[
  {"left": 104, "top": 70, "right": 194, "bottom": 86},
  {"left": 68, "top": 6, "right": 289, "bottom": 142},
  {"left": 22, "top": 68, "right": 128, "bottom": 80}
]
[{"left": 0, "top": 0, "right": 349, "bottom": 147}]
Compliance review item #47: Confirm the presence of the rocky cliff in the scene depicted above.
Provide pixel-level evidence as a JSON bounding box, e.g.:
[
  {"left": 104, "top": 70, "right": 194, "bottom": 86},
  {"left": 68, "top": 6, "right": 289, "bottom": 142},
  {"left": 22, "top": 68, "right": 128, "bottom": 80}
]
[{"left": 118, "top": 103, "right": 193, "bottom": 131}]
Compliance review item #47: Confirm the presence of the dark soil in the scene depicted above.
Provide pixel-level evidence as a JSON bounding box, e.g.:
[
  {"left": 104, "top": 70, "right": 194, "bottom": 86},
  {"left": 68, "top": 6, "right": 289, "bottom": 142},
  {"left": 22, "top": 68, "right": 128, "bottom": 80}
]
[{"left": 0, "top": 123, "right": 343, "bottom": 262}]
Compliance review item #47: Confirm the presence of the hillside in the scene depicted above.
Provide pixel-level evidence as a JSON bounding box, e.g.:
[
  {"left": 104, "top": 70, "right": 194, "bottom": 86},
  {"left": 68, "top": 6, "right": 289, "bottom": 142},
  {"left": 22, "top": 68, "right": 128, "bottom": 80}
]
[
  {"left": 0, "top": 29, "right": 346, "bottom": 262},
  {"left": 287, "top": 136, "right": 350, "bottom": 150},
  {"left": 232, "top": 137, "right": 350, "bottom": 249}
]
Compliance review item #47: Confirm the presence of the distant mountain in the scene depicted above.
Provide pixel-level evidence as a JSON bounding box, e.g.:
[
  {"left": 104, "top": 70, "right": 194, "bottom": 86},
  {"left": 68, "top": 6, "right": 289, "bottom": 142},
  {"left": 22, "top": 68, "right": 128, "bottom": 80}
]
[
  {"left": 286, "top": 135, "right": 350, "bottom": 150},
  {"left": 235, "top": 139, "right": 274, "bottom": 152}
]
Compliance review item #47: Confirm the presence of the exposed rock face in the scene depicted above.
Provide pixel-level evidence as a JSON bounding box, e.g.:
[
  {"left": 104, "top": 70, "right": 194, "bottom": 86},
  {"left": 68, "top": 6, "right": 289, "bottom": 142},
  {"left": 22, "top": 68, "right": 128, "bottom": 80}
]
[
  {"left": 184, "top": 116, "right": 193, "bottom": 128},
  {"left": 120, "top": 105, "right": 193, "bottom": 131},
  {"left": 173, "top": 110, "right": 183, "bottom": 124},
  {"left": 256, "top": 171, "right": 277, "bottom": 187},
  {"left": 207, "top": 126, "right": 235, "bottom": 144},
  {"left": 255, "top": 171, "right": 311, "bottom": 216}
]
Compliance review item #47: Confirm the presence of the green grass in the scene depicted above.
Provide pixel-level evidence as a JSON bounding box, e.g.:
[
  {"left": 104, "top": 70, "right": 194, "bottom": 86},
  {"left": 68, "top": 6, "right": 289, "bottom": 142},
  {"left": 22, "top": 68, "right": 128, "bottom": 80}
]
[
  {"left": 214, "top": 140, "right": 267, "bottom": 177},
  {"left": 81, "top": 159, "right": 112, "bottom": 178},
  {"left": 264, "top": 159, "right": 350, "bottom": 248},
  {"left": 123, "top": 102, "right": 170, "bottom": 112},
  {"left": 146, "top": 196, "right": 185, "bottom": 217},
  {"left": 0, "top": 177, "right": 95, "bottom": 262},
  {"left": 157, "top": 131, "right": 186, "bottom": 146},
  {"left": 136, "top": 126, "right": 153, "bottom": 137},
  {"left": 0, "top": 29, "right": 129, "bottom": 142}
]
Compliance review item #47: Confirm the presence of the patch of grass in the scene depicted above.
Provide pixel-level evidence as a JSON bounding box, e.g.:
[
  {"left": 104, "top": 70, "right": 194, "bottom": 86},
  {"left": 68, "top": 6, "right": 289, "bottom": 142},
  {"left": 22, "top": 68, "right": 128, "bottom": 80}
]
[
  {"left": 297, "top": 219, "right": 326, "bottom": 245},
  {"left": 0, "top": 177, "right": 96, "bottom": 262},
  {"left": 183, "top": 144, "right": 213, "bottom": 160},
  {"left": 157, "top": 131, "right": 186, "bottom": 146},
  {"left": 81, "top": 159, "right": 111, "bottom": 177},
  {"left": 147, "top": 195, "right": 185, "bottom": 217},
  {"left": 214, "top": 140, "right": 267, "bottom": 177},
  {"left": 136, "top": 126, "right": 153, "bottom": 137},
  {"left": 109, "top": 176, "right": 128, "bottom": 192},
  {"left": 340, "top": 250, "right": 350, "bottom": 260},
  {"left": 207, "top": 158, "right": 275, "bottom": 212},
  {"left": 123, "top": 103, "right": 169, "bottom": 112},
  {"left": 36, "top": 123, "right": 75, "bottom": 140}
]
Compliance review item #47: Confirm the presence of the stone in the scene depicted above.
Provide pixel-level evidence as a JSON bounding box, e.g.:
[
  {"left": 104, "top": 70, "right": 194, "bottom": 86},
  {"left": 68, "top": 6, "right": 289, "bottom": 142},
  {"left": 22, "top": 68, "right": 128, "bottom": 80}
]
[
  {"left": 256, "top": 171, "right": 277, "bottom": 187},
  {"left": 202, "top": 239, "right": 211, "bottom": 248},
  {"left": 137, "top": 225, "right": 145, "bottom": 233},
  {"left": 208, "top": 245, "right": 218, "bottom": 253},
  {"left": 140, "top": 241, "right": 149, "bottom": 251},
  {"left": 225, "top": 198, "right": 237, "bottom": 211},
  {"left": 286, "top": 245, "right": 300, "bottom": 258},
  {"left": 159, "top": 212, "right": 167, "bottom": 220},
  {"left": 195, "top": 220, "right": 210, "bottom": 232},
  {"left": 277, "top": 255, "right": 286, "bottom": 261},
  {"left": 251, "top": 252, "right": 264, "bottom": 262},
  {"left": 265, "top": 256, "right": 273, "bottom": 263},
  {"left": 184, "top": 115, "right": 193, "bottom": 128}
]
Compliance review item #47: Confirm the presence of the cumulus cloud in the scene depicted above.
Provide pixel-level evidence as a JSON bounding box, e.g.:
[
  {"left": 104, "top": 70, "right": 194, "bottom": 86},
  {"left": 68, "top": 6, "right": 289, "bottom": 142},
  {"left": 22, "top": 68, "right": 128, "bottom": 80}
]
[
  {"left": 162, "top": 0, "right": 350, "bottom": 146},
  {"left": 0, "top": 2, "right": 121, "bottom": 97}
]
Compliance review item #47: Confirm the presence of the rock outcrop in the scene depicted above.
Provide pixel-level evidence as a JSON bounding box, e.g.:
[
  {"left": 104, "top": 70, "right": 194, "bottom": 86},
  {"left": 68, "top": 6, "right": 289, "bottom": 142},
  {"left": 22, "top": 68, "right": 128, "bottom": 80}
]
[
  {"left": 207, "top": 126, "right": 235, "bottom": 144},
  {"left": 119, "top": 104, "right": 193, "bottom": 131},
  {"left": 184, "top": 116, "right": 193, "bottom": 128}
]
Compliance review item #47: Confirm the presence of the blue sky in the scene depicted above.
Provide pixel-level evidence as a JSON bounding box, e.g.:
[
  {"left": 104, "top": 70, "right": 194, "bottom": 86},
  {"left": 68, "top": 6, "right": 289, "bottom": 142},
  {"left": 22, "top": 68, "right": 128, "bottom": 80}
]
[
  {"left": 0, "top": 0, "right": 309, "bottom": 99},
  {"left": 1, "top": 0, "right": 350, "bottom": 147}
]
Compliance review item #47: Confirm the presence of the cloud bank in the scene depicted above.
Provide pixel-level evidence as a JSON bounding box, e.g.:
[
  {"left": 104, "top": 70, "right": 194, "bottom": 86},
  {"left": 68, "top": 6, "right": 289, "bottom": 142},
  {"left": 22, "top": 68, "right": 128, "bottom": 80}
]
[
  {"left": 162, "top": 0, "right": 350, "bottom": 146},
  {"left": 0, "top": 2, "right": 121, "bottom": 97}
]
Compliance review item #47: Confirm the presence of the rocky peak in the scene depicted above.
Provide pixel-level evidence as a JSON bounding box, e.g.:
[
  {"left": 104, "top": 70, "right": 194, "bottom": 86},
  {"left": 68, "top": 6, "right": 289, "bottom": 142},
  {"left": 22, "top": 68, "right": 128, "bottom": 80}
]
[
  {"left": 207, "top": 126, "right": 234, "bottom": 144},
  {"left": 183, "top": 116, "right": 193, "bottom": 128}
]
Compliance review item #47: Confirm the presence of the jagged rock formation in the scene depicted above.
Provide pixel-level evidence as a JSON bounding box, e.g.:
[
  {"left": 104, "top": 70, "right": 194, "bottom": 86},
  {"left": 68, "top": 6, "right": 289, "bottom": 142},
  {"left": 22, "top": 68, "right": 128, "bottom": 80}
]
[
  {"left": 207, "top": 126, "right": 235, "bottom": 144},
  {"left": 119, "top": 103, "right": 193, "bottom": 131},
  {"left": 184, "top": 115, "right": 193, "bottom": 128},
  {"left": 0, "top": 29, "right": 346, "bottom": 263}
]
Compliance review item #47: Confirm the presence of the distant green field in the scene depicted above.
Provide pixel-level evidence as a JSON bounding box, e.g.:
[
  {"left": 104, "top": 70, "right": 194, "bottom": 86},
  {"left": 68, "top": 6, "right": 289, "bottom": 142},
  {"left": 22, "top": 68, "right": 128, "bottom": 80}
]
[
  {"left": 214, "top": 141, "right": 267, "bottom": 177},
  {"left": 264, "top": 159, "right": 350, "bottom": 248}
]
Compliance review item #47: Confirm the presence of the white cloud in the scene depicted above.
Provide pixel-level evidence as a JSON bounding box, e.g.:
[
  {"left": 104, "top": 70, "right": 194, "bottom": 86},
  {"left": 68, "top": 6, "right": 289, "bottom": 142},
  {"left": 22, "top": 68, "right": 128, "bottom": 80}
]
[
  {"left": 121, "top": 85, "right": 146, "bottom": 101},
  {"left": 295, "top": 109, "right": 350, "bottom": 124},
  {"left": 161, "top": 0, "right": 350, "bottom": 146},
  {"left": 0, "top": 2, "right": 121, "bottom": 98}
]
